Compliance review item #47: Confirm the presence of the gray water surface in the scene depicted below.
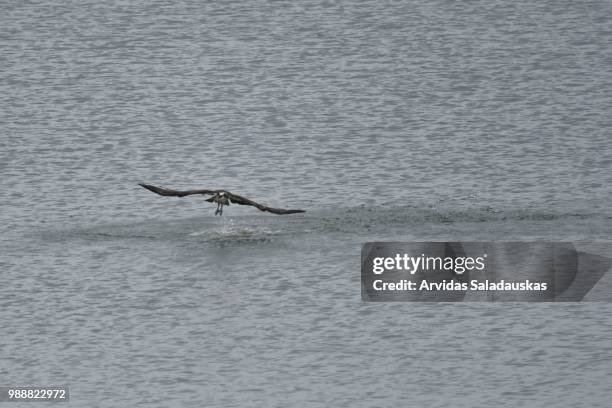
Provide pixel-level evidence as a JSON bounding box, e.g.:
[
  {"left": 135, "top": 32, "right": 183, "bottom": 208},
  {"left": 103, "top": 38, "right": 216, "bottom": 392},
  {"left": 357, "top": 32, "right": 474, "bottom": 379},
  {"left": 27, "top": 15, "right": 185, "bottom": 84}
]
[{"left": 2, "top": 0, "right": 612, "bottom": 407}]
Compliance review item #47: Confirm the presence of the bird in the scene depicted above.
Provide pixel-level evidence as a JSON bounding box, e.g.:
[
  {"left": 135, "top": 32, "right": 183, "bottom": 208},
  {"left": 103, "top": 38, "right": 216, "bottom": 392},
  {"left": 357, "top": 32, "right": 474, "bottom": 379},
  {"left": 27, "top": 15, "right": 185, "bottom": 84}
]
[{"left": 138, "top": 183, "right": 306, "bottom": 216}]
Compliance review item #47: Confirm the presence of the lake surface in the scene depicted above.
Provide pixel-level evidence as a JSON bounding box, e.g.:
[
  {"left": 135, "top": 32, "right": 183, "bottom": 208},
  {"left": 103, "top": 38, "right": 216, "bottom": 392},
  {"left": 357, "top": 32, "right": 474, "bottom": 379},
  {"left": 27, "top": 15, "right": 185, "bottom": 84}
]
[{"left": 2, "top": 0, "right": 612, "bottom": 406}]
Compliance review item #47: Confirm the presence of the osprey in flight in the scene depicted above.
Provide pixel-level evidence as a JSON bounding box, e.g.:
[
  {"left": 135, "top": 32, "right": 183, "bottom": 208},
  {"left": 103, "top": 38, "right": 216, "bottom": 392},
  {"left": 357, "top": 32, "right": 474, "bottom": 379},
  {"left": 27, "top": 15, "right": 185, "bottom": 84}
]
[{"left": 138, "top": 183, "right": 306, "bottom": 216}]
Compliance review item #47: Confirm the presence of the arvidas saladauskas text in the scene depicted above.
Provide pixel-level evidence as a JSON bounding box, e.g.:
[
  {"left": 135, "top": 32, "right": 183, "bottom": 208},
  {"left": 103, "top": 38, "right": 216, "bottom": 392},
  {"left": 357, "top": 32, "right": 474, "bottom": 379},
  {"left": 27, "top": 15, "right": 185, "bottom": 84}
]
[{"left": 372, "top": 279, "right": 548, "bottom": 291}]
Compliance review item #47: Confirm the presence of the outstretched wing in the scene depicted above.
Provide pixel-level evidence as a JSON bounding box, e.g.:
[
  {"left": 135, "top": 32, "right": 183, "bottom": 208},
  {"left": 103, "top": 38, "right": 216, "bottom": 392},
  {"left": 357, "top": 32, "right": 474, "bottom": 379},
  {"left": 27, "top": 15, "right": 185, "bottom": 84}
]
[
  {"left": 226, "top": 192, "right": 305, "bottom": 215},
  {"left": 138, "top": 183, "right": 216, "bottom": 197}
]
